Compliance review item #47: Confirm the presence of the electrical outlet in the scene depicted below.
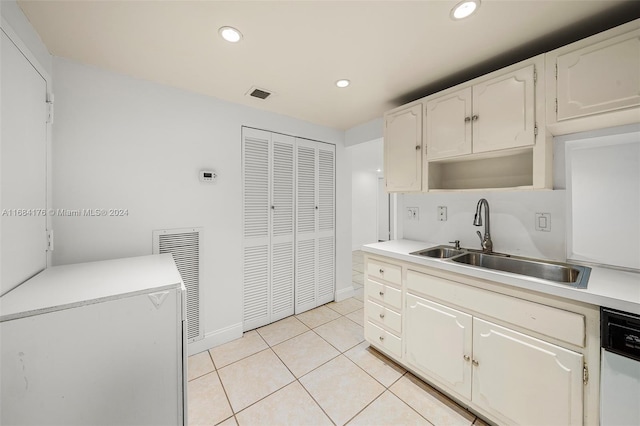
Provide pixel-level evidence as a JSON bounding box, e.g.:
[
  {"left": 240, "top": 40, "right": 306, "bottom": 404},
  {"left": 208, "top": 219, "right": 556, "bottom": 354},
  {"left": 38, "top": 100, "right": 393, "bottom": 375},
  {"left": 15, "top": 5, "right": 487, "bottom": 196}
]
[
  {"left": 535, "top": 213, "right": 551, "bottom": 232},
  {"left": 406, "top": 207, "right": 419, "bottom": 220},
  {"left": 437, "top": 206, "right": 447, "bottom": 221}
]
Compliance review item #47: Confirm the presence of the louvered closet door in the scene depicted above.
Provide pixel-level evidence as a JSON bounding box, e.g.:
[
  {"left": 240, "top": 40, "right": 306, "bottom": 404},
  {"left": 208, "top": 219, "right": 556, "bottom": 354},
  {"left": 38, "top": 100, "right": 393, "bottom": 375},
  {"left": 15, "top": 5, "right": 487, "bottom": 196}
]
[
  {"left": 295, "top": 139, "right": 336, "bottom": 314},
  {"left": 295, "top": 139, "right": 318, "bottom": 314},
  {"left": 316, "top": 143, "right": 335, "bottom": 305},
  {"left": 242, "top": 128, "right": 271, "bottom": 330},
  {"left": 270, "top": 133, "right": 295, "bottom": 322}
]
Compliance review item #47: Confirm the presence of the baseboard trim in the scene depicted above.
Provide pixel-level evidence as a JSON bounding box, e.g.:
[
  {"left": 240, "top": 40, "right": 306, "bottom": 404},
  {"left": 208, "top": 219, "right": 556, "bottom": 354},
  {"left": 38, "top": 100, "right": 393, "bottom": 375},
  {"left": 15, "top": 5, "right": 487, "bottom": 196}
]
[
  {"left": 187, "top": 322, "right": 243, "bottom": 356},
  {"left": 335, "top": 285, "right": 354, "bottom": 302}
]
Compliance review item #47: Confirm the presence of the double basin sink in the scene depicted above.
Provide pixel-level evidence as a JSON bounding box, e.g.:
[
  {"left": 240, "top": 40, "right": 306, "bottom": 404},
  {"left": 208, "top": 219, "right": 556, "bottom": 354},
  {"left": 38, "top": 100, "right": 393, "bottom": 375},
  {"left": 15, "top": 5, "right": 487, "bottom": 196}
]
[{"left": 410, "top": 245, "right": 591, "bottom": 289}]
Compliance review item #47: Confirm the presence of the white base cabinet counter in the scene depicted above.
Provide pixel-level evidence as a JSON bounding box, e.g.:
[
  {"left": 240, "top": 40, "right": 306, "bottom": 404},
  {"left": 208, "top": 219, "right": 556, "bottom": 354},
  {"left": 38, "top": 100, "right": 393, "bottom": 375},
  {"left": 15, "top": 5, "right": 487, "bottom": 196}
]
[{"left": 364, "top": 253, "right": 600, "bottom": 426}]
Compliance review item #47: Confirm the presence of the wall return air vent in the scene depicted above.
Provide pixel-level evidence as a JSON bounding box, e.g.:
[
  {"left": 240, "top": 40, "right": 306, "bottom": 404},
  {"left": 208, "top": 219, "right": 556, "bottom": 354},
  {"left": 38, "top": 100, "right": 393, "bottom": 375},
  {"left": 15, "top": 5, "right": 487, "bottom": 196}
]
[
  {"left": 246, "top": 86, "right": 272, "bottom": 100},
  {"left": 153, "top": 227, "right": 203, "bottom": 343}
]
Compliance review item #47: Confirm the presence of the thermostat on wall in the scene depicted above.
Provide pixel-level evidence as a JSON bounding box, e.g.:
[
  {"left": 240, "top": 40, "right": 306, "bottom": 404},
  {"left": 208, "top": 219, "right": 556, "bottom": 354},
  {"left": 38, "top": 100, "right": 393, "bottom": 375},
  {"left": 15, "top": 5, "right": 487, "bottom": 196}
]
[{"left": 199, "top": 170, "right": 217, "bottom": 182}]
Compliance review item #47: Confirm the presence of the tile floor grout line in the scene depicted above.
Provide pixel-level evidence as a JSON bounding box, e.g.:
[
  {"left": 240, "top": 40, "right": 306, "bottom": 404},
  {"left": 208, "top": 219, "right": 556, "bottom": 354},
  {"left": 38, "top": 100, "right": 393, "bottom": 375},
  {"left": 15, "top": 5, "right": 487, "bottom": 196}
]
[
  {"left": 213, "top": 365, "right": 236, "bottom": 421},
  {"left": 207, "top": 347, "right": 217, "bottom": 371},
  {"left": 267, "top": 345, "right": 337, "bottom": 426},
  {"left": 210, "top": 330, "right": 271, "bottom": 370},
  {"left": 294, "top": 376, "right": 338, "bottom": 426},
  {"left": 341, "top": 381, "right": 387, "bottom": 425},
  {"left": 384, "top": 372, "right": 439, "bottom": 426}
]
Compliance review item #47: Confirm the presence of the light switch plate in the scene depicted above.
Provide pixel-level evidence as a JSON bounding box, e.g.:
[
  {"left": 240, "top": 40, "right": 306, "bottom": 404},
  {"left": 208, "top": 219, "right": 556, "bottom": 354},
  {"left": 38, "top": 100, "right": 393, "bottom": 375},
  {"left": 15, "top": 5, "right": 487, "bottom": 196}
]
[
  {"left": 406, "top": 207, "right": 419, "bottom": 220},
  {"left": 535, "top": 213, "right": 551, "bottom": 232}
]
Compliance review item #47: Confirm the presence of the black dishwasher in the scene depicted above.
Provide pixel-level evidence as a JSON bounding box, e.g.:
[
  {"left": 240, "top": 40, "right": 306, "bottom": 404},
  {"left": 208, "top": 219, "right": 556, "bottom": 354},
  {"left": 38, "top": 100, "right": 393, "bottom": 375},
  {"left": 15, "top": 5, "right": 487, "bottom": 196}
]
[{"left": 600, "top": 307, "right": 640, "bottom": 425}]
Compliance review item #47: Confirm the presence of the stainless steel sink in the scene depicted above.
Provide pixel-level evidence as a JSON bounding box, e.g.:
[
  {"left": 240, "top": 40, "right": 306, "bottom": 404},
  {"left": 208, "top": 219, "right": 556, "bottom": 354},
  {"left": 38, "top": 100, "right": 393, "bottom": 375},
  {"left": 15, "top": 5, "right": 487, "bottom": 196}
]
[
  {"left": 410, "top": 246, "right": 465, "bottom": 259},
  {"left": 451, "top": 252, "right": 590, "bottom": 288},
  {"left": 410, "top": 245, "right": 590, "bottom": 288}
]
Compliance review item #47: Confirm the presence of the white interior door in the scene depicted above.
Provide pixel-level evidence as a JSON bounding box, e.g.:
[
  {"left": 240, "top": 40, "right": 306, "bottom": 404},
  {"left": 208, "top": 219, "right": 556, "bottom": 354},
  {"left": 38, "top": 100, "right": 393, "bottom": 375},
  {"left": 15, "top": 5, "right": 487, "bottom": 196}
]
[
  {"left": 1, "top": 30, "right": 48, "bottom": 295},
  {"left": 270, "top": 132, "right": 295, "bottom": 322},
  {"left": 295, "top": 139, "right": 318, "bottom": 313},
  {"left": 242, "top": 128, "right": 271, "bottom": 330},
  {"left": 316, "top": 142, "right": 335, "bottom": 305}
]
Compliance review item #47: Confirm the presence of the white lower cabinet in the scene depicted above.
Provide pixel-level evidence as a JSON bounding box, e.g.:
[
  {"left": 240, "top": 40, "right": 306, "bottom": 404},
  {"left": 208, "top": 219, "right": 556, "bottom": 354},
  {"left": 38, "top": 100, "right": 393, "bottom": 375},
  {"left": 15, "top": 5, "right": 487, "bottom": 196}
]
[
  {"left": 405, "top": 293, "right": 584, "bottom": 425},
  {"left": 472, "top": 318, "right": 584, "bottom": 426},
  {"left": 405, "top": 293, "right": 472, "bottom": 399},
  {"left": 364, "top": 255, "right": 594, "bottom": 426}
]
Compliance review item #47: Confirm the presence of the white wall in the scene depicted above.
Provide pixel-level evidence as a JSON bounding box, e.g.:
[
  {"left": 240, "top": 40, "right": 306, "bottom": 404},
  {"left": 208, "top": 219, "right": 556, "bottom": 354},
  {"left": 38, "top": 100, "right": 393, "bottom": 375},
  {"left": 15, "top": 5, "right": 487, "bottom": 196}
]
[
  {"left": 51, "top": 57, "right": 351, "bottom": 353},
  {"left": 348, "top": 138, "right": 383, "bottom": 251},
  {"left": 401, "top": 190, "right": 567, "bottom": 261}
]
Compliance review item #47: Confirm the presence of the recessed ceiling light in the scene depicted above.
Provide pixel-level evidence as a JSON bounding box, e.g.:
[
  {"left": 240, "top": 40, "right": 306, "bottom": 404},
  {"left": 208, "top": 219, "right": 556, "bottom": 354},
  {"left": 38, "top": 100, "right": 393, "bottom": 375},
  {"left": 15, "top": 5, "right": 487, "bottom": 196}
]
[
  {"left": 219, "top": 26, "right": 242, "bottom": 43},
  {"left": 450, "top": 0, "right": 480, "bottom": 20},
  {"left": 336, "top": 79, "right": 350, "bottom": 88}
]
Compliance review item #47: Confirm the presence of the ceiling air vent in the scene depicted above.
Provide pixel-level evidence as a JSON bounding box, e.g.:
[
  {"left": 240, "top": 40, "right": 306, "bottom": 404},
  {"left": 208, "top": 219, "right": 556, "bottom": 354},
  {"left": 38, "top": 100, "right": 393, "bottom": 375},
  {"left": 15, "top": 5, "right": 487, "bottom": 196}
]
[{"left": 246, "top": 86, "right": 272, "bottom": 100}]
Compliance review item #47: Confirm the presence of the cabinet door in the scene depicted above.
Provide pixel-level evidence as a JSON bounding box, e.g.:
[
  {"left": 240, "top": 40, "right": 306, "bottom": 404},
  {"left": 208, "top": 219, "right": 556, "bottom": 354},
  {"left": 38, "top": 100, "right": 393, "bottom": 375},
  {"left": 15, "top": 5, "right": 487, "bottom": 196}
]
[
  {"left": 472, "top": 65, "right": 536, "bottom": 153},
  {"left": 556, "top": 29, "right": 640, "bottom": 121},
  {"left": 384, "top": 104, "right": 422, "bottom": 192},
  {"left": 472, "top": 318, "right": 583, "bottom": 426},
  {"left": 425, "top": 87, "right": 472, "bottom": 160},
  {"left": 405, "top": 293, "right": 472, "bottom": 400}
]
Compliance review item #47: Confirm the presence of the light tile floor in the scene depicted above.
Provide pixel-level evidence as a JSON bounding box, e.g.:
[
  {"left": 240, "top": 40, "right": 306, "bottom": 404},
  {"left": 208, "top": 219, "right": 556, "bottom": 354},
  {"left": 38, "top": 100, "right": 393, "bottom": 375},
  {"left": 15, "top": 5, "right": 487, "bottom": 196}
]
[{"left": 188, "top": 295, "right": 489, "bottom": 425}]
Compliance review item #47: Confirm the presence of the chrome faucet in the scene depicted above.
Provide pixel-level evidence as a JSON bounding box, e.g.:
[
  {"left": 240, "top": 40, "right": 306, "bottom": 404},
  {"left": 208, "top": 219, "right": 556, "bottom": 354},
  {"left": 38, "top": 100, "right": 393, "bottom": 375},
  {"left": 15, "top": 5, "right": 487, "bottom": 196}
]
[{"left": 473, "top": 198, "right": 493, "bottom": 253}]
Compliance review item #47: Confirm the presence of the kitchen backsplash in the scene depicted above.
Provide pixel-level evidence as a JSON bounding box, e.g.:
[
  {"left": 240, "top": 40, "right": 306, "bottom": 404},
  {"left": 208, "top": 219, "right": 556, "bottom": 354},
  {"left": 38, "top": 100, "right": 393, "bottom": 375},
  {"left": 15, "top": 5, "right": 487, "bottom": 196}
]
[{"left": 400, "top": 190, "right": 566, "bottom": 261}]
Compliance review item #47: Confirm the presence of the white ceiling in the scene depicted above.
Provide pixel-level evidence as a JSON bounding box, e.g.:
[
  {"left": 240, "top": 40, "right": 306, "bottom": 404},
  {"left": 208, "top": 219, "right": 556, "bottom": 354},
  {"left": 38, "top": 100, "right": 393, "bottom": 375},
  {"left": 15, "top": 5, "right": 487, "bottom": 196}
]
[{"left": 18, "top": 0, "right": 638, "bottom": 130}]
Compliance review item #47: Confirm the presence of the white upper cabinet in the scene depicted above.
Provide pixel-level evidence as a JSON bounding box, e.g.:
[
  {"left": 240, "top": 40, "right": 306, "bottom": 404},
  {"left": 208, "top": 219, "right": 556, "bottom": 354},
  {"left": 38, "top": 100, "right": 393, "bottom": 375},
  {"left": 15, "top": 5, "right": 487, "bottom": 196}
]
[
  {"left": 546, "top": 19, "right": 640, "bottom": 134},
  {"left": 426, "top": 65, "right": 536, "bottom": 161},
  {"left": 384, "top": 103, "right": 423, "bottom": 192},
  {"left": 426, "top": 88, "right": 472, "bottom": 160},
  {"left": 472, "top": 65, "right": 536, "bottom": 153}
]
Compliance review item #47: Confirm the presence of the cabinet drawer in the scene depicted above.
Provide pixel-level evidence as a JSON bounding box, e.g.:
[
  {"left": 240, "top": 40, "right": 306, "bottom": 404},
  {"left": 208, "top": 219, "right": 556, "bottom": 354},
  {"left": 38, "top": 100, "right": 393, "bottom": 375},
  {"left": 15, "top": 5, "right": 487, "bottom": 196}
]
[
  {"left": 365, "top": 299, "right": 402, "bottom": 334},
  {"left": 365, "top": 320, "right": 402, "bottom": 358},
  {"left": 406, "top": 270, "right": 585, "bottom": 347},
  {"left": 367, "top": 259, "right": 401, "bottom": 285},
  {"left": 367, "top": 279, "right": 402, "bottom": 310}
]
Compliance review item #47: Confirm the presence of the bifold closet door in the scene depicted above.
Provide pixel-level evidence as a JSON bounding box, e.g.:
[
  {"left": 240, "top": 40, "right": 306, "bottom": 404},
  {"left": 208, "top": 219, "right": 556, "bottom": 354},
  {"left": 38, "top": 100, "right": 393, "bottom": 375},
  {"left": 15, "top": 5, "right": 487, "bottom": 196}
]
[
  {"left": 270, "top": 133, "right": 295, "bottom": 322},
  {"left": 242, "top": 128, "right": 294, "bottom": 330},
  {"left": 295, "top": 139, "right": 335, "bottom": 314}
]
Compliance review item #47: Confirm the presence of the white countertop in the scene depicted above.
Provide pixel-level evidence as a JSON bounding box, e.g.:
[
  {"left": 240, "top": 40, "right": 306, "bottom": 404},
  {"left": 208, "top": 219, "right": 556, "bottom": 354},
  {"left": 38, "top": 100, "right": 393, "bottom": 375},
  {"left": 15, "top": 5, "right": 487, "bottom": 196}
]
[
  {"left": 363, "top": 239, "right": 640, "bottom": 315},
  {"left": 0, "top": 254, "right": 183, "bottom": 322}
]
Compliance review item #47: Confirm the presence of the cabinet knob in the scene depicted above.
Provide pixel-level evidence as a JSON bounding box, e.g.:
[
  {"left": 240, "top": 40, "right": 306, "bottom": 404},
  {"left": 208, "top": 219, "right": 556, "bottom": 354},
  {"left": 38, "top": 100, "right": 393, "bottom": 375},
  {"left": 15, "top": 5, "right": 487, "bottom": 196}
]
[
  {"left": 379, "top": 313, "right": 385, "bottom": 319},
  {"left": 472, "top": 115, "right": 479, "bottom": 121},
  {"left": 464, "top": 116, "right": 471, "bottom": 122},
  {"left": 415, "top": 145, "right": 421, "bottom": 150},
  {"left": 463, "top": 355, "right": 470, "bottom": 362},
  {"left": 379, "top": 268, "right": 384, "bottom": 274},
  {"left": 379, "top": 291, "right": 385, "bottom": 296},
  {"left": 472, "top": 359, "right": 479, "bottom": 366},
  {"left": 379, "top": 335, "right": 385, "bottom": 341},
  {"left": 271, "top": 205, "right": 275, "bottom": 210}
]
